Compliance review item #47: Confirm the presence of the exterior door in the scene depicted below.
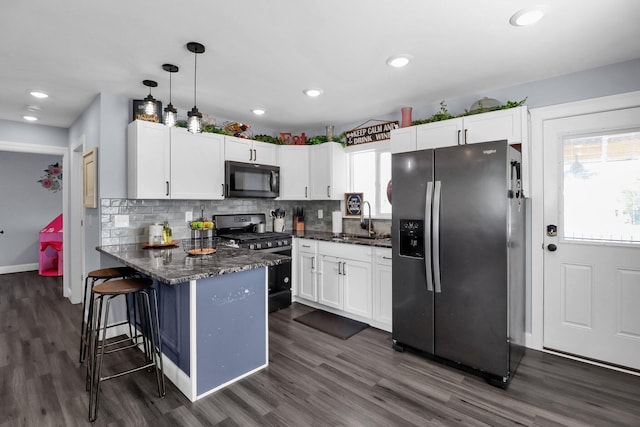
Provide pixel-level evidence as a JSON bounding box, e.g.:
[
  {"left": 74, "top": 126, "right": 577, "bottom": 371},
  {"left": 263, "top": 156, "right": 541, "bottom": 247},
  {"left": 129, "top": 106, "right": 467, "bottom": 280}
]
[{"left": 543, "top": 107, "right": 640, "bottom": 370}]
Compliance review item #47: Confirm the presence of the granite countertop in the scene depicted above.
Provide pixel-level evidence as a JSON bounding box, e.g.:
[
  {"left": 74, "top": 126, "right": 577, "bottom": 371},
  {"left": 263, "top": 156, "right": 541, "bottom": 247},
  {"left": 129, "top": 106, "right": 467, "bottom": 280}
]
[
  {"left": 292, "top": 231, "right": 392, "bottom": 248},
  {"left": 97, "top": 243, "right": 290, "bottom": 285}
]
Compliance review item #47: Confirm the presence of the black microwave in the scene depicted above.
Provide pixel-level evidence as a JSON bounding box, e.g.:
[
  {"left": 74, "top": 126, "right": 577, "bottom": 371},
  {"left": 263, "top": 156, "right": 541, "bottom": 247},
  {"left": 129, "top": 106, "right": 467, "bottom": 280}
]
[{"left": 225, "top": 161, "right": 280, "bottom": 198}]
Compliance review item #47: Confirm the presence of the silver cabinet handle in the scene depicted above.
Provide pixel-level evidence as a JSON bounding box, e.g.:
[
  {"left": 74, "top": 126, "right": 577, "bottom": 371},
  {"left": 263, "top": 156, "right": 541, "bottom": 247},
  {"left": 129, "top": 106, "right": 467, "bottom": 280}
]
[
  {"left": 342, "top": 261, "right": 346, "bottom": 276},
  {"left": 433, "top": 180, "right": 442, "bottom": 293},
  {"left": 464, "top": 129, "right": 468, "bottom": 144},
  {"left": 221, "top": 183, "right": 224, "bottom": 197},
  {"left": 166, "top": 181, "right": 170, "bottom": 196},
  {"left": 338, "top": 261, "right": 342, "bottom": 275},
  {"left": 457, "top": 130, "right": 461, "bottom": 145},
  {"left": 327, "top": 185, "right": 331, "bottom": 198},
  {"left": 382, "top": 256, "right": 392, "bottom": 260},
  {"left": 305, "top": 186, "right": 308, "bottom": 198},
  {"left": 253, "top": 148, "right": 257, "bottom": 161},
  {"left": 311, "top": 256, "right": 315, "bottom": 270},
  {"left": 249, "top": 148, "right": 253, "bottom": 161},
  {"left": 425, "top": 181, "right": 434, "bottom": 292},
  {"left": 302, "top": 244, "right": 311, "bottom": 248}
]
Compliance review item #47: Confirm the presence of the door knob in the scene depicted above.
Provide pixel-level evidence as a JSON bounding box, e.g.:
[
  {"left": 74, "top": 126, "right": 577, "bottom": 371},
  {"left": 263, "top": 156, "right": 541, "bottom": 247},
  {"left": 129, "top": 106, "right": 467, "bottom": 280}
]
[{"left": 547, "top": 244, "right": 557, "bottom": 252}]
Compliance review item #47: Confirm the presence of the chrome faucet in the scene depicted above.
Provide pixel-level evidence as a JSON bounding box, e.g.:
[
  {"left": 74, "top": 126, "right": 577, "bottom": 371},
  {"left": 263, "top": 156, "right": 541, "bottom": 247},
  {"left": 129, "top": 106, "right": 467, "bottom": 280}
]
[{"left": 360, "top": 201, "right": 375, "bottom": 237}]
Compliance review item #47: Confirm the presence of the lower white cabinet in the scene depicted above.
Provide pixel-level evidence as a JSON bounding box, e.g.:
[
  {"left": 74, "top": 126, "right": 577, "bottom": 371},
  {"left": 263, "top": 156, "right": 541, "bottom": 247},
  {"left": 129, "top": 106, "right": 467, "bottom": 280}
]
[
  {"left": 372, "top": 248, "right": 392, "bottom": 332},
  {"left": 297, "top": 239, "right": 318, "bottom": 302},
  {"left": 295, "top": 238, "right": 383, "bottom": 329}
]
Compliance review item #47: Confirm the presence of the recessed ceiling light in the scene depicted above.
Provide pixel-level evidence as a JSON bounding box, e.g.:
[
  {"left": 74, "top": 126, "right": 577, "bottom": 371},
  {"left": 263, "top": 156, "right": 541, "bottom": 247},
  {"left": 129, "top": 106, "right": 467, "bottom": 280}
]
[
  {"left": 303, "top": 88, "right": 323, "bottom": 97},
  {"left": 23, "top": 115, "right": 38, "bottom": 121},
  {"left": 510, "top": 6, "right": 546, "bottom": 26},
  {"left": 29, "top": 91, "right": 49, "bottom": 99},
  {"left": 386, "top": 54, "right": 413, "bottom": 68},
  {"left": 252, "top": 109, "right": 266, "bottom": 116},
  {"left": 26, "top": 105, "right": 41, "bottom": 112}
]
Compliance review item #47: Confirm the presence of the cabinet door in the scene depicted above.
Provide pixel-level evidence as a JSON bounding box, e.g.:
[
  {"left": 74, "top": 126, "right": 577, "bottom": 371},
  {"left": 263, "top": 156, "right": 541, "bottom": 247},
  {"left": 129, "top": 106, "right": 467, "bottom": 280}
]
[
  {"left": 279, "top": 146, "right": 310, "bottom": 200},
  {"left": 461, "top": 107, "right": 523, "bottom": 144},
  {"left": 298, "top": 251, "right": 317, "bottom": 301},
  {"left": 318, "top": 256, "right": 343, "bottom": 310},
  {"left": 252, "top": 140, "right": 278, "bottom": 166},
  {"left": 373, "top": 249, "right": 392, "bottom": 331},
  {"left": 390, "top": 127, "right": 417, "bottom": 154},
  {"left": 225, "top": 136, "right": 254, "bottom": 162},
  {"left": 343, "top": 258, "right": 372, "bottom": 318},
  {"left": 416, "top": 119, "right": 463, "bottom": 150},
  {"left": 170, "top": 129, "right": 225, "bottom": 200},
  {"left": 309, "top": 142, "right": 345, "bottom": 200},
  {"left": 127, "top": 120, "right": 170, "bottom": 199}
]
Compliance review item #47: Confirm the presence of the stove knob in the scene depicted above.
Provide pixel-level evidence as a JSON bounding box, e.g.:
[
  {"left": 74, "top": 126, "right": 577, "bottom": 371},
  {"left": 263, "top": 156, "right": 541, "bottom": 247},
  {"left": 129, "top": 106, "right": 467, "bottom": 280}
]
[
  {"left": 283, "top": 239, "right": 289, "bottom": 246},
  {"left": 267, "top": 241, "right": 273, "bottom": 247},
  {"left": 249, "top": 243, "right": 256, "bottom": 250},
  {"left": 255, "top": 243, "right": 262, "bottom": 249},
  {"left": 277, "top": 240, "right": 283, "bottom": 246}
]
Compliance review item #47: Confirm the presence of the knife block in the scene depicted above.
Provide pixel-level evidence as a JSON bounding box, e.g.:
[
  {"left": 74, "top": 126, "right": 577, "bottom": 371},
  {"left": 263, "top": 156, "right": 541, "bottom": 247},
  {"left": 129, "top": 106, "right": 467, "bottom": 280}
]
[{"left": 293, "top": 216, "right": 305, "bottom": 232}]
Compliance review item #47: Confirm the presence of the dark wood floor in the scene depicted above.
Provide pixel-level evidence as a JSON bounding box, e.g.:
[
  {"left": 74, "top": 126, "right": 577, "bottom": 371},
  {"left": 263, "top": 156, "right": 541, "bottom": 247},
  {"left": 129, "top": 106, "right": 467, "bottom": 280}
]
[{"left": 2, "top": 271, "right": 640, "bottom": 426}]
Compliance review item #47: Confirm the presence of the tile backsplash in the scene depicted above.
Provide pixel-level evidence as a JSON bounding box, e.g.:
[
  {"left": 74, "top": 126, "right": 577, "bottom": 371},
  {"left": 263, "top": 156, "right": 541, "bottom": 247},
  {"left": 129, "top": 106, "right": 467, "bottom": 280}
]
[{"left": 100, "top": 198, "right": 390, "bottom": 245}]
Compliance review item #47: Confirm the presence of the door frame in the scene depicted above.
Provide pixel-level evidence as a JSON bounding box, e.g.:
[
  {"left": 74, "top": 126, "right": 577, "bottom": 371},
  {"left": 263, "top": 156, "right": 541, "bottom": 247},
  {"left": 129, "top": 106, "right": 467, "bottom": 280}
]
[
  {"left": 70, "top": 136, "right": 86, "bottom": 304},
  {"left": 0, "top": 140, "right": 70, "bottom": 298},
  {"left": 529, "top": 90, "right": 640, "bottom": 351}
]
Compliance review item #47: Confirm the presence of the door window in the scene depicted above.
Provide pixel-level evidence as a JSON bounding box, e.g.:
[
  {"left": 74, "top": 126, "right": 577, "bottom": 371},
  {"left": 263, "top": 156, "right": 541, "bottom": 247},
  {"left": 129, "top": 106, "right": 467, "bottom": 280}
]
[{"left": 562, "top": 130, "right": 640, "bottom": 243}]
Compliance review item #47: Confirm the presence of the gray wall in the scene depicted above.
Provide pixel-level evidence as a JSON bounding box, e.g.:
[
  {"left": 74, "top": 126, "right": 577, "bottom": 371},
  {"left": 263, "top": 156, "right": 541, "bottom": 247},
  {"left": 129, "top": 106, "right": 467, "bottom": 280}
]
[
  {"left": 0, "top": 152, "right": 63, "bottom": 266},
  {"left": 0, "top": 119, "right": 68, "bottom": 147}
]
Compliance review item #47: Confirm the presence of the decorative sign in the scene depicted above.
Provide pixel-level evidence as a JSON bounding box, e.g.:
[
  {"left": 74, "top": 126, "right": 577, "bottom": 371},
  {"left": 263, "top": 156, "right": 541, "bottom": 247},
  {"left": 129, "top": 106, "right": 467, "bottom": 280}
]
[
  {"left": 344, "top": 192, "right": 363, "bottom": 217},
  {"left": 132, "top": 99, "right": 163, "bottom": 123},
  {"left": 280, "top": 132, "right": 307, "bottom": 145},
  {"left": 345, "top": 120, "right": 399, "bottom": 146}
]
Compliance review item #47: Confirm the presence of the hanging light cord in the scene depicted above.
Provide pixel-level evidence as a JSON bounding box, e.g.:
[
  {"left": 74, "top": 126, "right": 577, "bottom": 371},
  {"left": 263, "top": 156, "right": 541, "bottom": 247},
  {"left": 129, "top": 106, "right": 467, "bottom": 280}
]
[{"left": 193, "top": 52, "right": 197, "bottom": 108}]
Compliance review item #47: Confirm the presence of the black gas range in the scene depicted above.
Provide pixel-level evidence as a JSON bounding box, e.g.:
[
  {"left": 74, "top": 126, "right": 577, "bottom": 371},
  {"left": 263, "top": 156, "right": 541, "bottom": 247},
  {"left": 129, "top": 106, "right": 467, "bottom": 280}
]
[{"left": 213, "top": 213, "right": 292, "bottom": 312}]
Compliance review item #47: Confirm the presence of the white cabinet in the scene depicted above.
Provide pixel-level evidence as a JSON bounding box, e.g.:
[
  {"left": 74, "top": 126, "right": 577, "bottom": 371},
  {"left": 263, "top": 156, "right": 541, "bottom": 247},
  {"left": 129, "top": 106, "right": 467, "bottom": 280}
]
[
  {"left": 318, "top": 255, "right": 343, "bottom": 309},
  {"left": 309, "top": 142, "right": 346, "bottom": 200},
  {"left": 372, "top": 248, "right": 392, "bottom": 332},
  {"left": 390, "top": 106, "right": 530, "bottom": 195},
  {"left": 170, "top": 128, "right": 225, "bottom": 200},
  {"left": 128, "top": 120, "right": 171, "bottom": 199},
  {"left": 317, "top": 242, "right": 372, "bottom": 318},
  {"left": 278, "top": 145, "right": 310, "bottom": 200},
  {"left": 297, "top": 239, "right": 318, "bottom": 302},
  {"left": 225, "top": 136, "right": 278, "bottom": 166},
  {"left": 127, "top": 121, "right": 225, "bottom": 200}
]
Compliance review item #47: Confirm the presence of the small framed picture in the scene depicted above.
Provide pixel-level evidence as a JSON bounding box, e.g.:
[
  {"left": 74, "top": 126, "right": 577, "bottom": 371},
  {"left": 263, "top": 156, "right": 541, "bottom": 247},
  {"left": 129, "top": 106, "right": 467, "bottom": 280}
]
[{"left": 344, "top": 192, "right": 363, "bottom": 217}]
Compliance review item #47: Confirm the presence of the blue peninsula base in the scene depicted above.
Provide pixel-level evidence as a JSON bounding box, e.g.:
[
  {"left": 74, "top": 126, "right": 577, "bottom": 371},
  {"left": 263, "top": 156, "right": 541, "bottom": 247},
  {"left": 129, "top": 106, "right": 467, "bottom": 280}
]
[{"left": 156, "top": 267, "right": 268, "bottom": 401}]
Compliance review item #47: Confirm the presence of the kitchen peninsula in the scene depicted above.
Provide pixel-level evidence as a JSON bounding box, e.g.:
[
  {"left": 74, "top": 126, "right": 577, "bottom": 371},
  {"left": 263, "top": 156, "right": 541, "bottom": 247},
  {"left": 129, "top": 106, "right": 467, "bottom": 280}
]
[{"left": 97, "top": 243, "right": 290, "bottom": 402}]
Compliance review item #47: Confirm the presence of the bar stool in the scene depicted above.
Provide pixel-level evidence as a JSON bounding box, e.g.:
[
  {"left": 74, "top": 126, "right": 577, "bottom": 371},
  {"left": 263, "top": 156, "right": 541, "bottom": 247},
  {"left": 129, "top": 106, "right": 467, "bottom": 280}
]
[
  {"left": 87, "top": 277, "right": 165, "bottom": 422},
  {"left": 79, "top": 267, "right": 138, "bottom": 364}
]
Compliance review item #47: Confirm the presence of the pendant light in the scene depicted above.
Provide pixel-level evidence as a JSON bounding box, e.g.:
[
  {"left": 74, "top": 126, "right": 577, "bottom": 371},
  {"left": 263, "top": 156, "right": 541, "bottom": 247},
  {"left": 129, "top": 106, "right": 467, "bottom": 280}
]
[
  {"left": 186, "top": 42, "right": 205, "bottom": 133},
  {"left": 162, "top": 64, "right": 179, "bottom": 127},
  {"left": 142, "top": 80, "right": 158, "bottom": 116}
]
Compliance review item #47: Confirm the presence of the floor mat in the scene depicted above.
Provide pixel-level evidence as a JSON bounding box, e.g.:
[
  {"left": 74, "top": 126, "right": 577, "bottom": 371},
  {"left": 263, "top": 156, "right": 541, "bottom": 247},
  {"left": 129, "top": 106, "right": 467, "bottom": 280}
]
[{"left": 293, "top": 310, "right": 369, "bottom": 340}]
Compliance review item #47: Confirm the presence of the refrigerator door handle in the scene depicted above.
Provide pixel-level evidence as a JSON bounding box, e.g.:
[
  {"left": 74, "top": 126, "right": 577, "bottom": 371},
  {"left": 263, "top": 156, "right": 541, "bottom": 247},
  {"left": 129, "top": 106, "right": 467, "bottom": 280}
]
[
  {"left": 425, "top": 181, "right": 434, "bottom": 292},
  {"left": 433, "top": 180, "right": 442, "bottom": 293}
]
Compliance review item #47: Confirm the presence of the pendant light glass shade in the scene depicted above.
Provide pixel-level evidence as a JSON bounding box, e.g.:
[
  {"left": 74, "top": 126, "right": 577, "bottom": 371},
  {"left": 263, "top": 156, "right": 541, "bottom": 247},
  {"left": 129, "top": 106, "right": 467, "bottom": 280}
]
[
  {"left": 142, "top": 80, "right": 158, "bottom": 116},
  {"left": 162, "top": 64, "right": 179, "bottom": 127},
  {"left": 186, "top": 42, "right": 205, "bottom": 134}
]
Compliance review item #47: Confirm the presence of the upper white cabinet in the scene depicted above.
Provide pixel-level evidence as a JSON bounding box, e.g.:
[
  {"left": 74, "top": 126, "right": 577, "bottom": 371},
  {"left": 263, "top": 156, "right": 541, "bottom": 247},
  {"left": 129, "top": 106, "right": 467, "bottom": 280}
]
[
  {"left": 127, "top": 121, "right": 225, "bottom": 200},
  {"left": 279, "top": 145, "right": 310, "bottom": 200},
  {"left": 225, "top": 136, "right": 278, "bottom": 166},
  {"left": 309, "top": 142, "right": 346, "bottom": 200},
  {"left": 170, "top": 128, "right": 225, "bottom": 200},
  {"left": 128, "top": 120, "right": 171, "bottom": 199},
  {"left": 390, "top": 106, "right": 530, "bottom": 195}
]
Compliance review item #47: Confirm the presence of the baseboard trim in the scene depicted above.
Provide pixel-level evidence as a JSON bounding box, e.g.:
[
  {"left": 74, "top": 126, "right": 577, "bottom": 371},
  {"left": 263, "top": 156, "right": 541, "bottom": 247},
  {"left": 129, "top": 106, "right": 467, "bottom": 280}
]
[{"left": 0, "top": 263, "right": 39, "bottom": 275}]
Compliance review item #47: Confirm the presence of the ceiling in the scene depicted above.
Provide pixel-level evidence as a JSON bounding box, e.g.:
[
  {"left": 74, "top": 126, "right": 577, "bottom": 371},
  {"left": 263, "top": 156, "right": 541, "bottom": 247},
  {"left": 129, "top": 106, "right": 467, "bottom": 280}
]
[{"left": 2, "top": 0, "right": 640, "bottom": 132}]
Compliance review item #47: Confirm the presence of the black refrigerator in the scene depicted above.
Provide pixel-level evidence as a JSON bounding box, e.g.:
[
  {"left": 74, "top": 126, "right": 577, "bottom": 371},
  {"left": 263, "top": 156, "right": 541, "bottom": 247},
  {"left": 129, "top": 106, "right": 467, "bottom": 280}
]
[{"left": 391, "top": 140, "right": 526, "bottom": 387}]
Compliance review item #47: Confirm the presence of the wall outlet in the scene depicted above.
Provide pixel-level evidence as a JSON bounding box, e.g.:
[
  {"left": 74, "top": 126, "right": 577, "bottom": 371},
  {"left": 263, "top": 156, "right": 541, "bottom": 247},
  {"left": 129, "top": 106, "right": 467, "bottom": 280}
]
[
  {"left": 114, "top": 215, "right": 129, "bottom": 228},
  {"left": 185, "top": 211, "right": 193, "bottom": 222},
  {"left": 318, "top": 209, "right": 323, "bottom": 219}
]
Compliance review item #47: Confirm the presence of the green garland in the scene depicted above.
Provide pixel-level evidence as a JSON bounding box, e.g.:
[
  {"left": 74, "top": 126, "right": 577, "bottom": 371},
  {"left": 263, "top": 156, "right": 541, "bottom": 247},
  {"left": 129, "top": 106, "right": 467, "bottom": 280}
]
[{"left": 412, "top": 98, "right": 527, "bottom": 126}]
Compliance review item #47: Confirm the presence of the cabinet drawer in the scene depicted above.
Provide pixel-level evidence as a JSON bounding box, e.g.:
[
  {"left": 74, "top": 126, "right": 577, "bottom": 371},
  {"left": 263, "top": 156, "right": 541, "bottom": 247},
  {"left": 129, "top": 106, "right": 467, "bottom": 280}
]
[
  {"left": 318, "top": 241, "right": 372, "bottom": 262},
  {"left": 297, "top": 239, "right": 317, "bottom": 253},
  {"left": 374, "top": 248, "right": 392, "bottom": 266}
]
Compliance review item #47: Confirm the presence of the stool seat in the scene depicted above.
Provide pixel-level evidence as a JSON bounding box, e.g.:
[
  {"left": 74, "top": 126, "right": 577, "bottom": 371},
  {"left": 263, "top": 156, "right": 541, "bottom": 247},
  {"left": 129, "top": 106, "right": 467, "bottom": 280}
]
[
  {"left": 88, "top": 267, "right": 137, "bottom": 280},
  {"left": 93, "top": 278, "right": 153, "bottom": 296}
]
